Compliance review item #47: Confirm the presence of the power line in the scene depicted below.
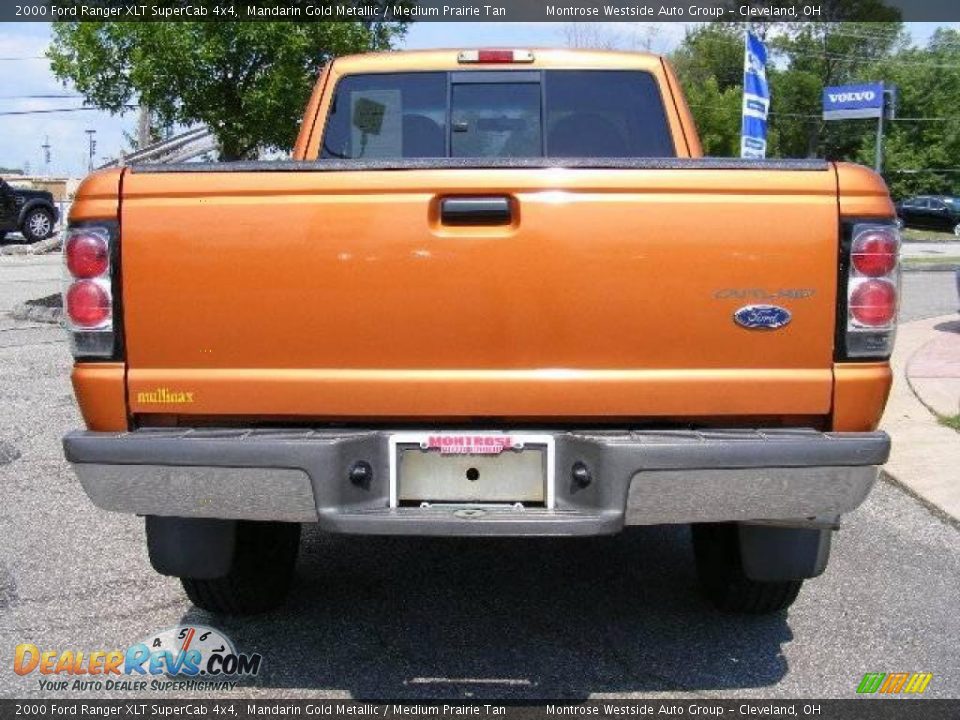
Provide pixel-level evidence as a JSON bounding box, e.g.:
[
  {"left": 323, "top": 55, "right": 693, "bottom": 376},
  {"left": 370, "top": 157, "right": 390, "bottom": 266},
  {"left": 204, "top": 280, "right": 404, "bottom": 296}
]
[
  {"left": 0, "top": 56, "right": 45, "bottom": 61},
  {"left": 0, "top": 106, "right": 135, "bottom": 117},
  {"left": 0, "top": 107, "right": 93, "bottom": 117},
  {"left": 816, "top": 29, "right": 906, "bottom": 43},
  {"left": 0, "top": 94, "right": 82, "bottom": 99},
  {"left": 892, "top": 117, "right": 956, "bottom": 122},
  {"left": 814, "top": 51, "right": 960, "bottom": 70},
  {"left": 688, "top": 102, "right": 954, "bottom": 123}
]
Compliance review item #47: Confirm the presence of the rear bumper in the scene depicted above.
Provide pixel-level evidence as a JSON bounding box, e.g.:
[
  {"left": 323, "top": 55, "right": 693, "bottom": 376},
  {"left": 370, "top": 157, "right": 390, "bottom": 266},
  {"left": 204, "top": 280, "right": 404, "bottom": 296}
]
[{"left": 64, "top": 428, "right": 889, "bottom": 536}]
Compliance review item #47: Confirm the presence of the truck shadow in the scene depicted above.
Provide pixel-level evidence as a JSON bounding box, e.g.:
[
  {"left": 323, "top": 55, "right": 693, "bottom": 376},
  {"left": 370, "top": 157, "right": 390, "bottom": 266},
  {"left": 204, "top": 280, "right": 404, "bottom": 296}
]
[{"left": 180, "top": 524, "right": 791, "bottom": 698}]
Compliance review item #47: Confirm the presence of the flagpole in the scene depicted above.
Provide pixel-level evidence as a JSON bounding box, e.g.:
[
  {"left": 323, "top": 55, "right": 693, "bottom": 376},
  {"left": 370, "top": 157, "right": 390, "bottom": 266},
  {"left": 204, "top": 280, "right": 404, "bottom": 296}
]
[
  {"left": 741, "top": 21, "right": 769, "bottom": 160},
  {"left": 741, "top": 20, "right": 751, "bottom": 159}
]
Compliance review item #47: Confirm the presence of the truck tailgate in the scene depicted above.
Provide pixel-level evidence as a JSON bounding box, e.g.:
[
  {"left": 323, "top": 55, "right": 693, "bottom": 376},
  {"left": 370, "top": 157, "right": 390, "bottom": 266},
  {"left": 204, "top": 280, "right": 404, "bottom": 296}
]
[{"left": 120, "top": 164, "right": 839, "bottom": 420}]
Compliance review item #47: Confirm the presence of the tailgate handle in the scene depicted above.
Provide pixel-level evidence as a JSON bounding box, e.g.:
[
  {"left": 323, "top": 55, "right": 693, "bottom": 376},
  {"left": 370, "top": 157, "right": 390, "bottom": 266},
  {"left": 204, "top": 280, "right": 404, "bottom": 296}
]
[{"left": 440, "top": 196, "right": 512, "bottom": 226}]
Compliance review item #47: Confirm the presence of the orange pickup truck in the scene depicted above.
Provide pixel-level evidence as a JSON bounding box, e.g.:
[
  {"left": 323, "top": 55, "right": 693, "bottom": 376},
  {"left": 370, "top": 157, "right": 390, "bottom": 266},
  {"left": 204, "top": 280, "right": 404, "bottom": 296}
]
[{"left": 62, "top": 49, "right": 898, "bottom": 616}]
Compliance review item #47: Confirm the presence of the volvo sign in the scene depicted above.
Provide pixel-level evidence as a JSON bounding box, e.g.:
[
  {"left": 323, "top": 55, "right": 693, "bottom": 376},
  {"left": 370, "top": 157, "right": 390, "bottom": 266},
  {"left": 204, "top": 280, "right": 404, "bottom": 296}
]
[{"left": 823, "top": 83, "right": 886, "bottom": 120}]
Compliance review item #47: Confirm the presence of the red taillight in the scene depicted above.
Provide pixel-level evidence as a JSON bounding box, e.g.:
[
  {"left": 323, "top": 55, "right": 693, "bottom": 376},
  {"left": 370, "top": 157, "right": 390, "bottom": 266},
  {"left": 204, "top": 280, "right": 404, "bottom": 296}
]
[
  {"left": 458, "top": 49, "right": 535, "bottom": 64},
  {"left": 851, "top": 229, "right": 897, "bottom": 277},
  {"left": 66, "top": 280, "right": 111, "bottom": 328},
  {"left": 843, "top": 222, "right": 900, "bottom": 358},
  {"left": 63, "top": 225, "right": 116, "bottom": 357},
  {"left": 66, "top": 233, "right": 109, "bottom": 279},
  {"left": 849, "top": 279, "right": 897, "bottom": 327}
]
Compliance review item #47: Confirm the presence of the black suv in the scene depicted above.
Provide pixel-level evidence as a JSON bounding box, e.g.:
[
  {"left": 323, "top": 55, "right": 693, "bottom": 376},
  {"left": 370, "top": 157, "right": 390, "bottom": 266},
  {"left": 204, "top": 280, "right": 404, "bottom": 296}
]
[
  {"left": 0, "top": 177, "right": 60, "bottom": 243},
  {"left": 894, "top": 195, "right": 960, "bottom": 236}
]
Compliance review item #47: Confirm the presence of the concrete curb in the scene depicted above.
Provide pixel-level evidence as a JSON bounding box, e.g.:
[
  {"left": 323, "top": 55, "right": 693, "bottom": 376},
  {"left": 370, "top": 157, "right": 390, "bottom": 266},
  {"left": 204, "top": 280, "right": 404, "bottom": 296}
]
[
  {"left": 881, "top": 314, "right": 960, "bottom": 523},
  {"left": 10, "top": 293, "right": 63, "bottom": 325},
  {"left": 905, "top": 318, "right": 960, "bottom": 418},
  {"left": 10, "top": 303, "right": 62, "bottom": 325},
  {"left": 901, "top": 263, "right": 959, "bottom": 273},
  {"left": 900, "top": 238, "right": 960, "bottom": 246},
  {"left": 0, "top": 234, "right": 63, "bottom": 256},
  {"left": 880, "top": 471, "right": 960, "bottom": 531}
]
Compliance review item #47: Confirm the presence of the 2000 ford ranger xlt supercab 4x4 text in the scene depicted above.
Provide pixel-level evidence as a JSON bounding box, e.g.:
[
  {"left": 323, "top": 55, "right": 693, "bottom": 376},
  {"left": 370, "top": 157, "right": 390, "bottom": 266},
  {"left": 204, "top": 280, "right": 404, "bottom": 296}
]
[{"left": 62, "top": 49, "right": 897, "bottom": 616}]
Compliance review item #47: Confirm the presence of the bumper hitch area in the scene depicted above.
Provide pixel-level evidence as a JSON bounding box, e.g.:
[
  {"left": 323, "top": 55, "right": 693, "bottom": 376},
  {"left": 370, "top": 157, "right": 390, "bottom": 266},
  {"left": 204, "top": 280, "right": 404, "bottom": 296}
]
[{"left": 64, "top": 427, "right": 889, "bottom": 537}]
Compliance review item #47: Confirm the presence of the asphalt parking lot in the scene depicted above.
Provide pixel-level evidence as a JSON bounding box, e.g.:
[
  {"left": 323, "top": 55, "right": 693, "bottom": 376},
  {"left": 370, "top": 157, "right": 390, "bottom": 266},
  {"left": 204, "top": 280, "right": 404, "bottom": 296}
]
[{"left": 0, "top": 255, "right": 958, "bottom": 700}]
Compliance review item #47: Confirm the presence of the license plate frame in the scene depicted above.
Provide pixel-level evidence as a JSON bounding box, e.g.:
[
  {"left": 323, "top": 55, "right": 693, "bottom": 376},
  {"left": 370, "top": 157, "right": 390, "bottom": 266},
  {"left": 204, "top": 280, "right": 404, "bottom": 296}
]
[{"left": 388, "top": 432, "right": 555, "bottom": 509}]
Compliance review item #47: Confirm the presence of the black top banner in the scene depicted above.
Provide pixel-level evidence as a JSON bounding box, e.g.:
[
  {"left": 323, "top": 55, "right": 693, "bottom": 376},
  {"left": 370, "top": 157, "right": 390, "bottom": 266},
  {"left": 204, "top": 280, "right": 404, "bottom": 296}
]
[{"left": 3, "top": 0, "right": 960, "bottom": 23}]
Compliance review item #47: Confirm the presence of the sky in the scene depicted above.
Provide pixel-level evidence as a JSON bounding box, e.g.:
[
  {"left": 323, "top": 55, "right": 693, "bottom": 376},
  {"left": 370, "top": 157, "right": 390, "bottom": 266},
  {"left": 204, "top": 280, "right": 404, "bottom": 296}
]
[{"left": 0, "top": 21, "right": 952, "bottom": 177}]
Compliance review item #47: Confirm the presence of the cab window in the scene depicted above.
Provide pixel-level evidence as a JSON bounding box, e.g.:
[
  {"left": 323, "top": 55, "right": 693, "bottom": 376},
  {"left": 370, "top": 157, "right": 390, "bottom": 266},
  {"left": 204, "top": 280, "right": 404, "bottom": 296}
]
[{"left": 320, "top": 70, "right": 675, "bottom": 160}]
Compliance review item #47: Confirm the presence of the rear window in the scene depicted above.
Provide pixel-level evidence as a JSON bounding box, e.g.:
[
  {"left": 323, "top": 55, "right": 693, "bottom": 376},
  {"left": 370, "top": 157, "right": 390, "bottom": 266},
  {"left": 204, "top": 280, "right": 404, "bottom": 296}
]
[{"left": 320, "top": 70, "right": 674, "bottom": 160}]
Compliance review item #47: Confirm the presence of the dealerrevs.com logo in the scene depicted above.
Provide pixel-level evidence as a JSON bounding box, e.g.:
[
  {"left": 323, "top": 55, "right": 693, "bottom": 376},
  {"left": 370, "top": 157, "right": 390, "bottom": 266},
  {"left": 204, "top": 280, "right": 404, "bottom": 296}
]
[{"left": 14, "top": 625, "right": 262, "bottom": 692}]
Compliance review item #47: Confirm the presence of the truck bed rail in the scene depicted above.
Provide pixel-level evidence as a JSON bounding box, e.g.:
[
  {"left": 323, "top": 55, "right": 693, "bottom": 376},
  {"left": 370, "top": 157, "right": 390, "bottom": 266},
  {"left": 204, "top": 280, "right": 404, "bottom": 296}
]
[{"left": 129, "top": 157, "right": 831, "bottom": 174}]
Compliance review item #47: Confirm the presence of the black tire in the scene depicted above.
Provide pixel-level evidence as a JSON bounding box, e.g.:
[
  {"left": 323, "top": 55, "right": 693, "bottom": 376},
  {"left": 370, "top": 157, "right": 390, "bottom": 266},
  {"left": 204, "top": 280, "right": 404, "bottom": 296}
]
[
  {"left": 20, "top": 207, "right": 55, "bottom": 242},
  {"left": 181, "top": 521, "right": 301, "bottom": 615},
  {"left": 692, "top": 523, "right": 803, "bottom": 614}
]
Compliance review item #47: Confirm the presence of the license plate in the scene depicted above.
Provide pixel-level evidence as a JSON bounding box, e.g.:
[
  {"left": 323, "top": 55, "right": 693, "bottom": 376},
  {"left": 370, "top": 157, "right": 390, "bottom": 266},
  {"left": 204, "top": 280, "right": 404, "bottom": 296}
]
[{"left": 388, "top": 433, "right": 555, "bottom": 508}]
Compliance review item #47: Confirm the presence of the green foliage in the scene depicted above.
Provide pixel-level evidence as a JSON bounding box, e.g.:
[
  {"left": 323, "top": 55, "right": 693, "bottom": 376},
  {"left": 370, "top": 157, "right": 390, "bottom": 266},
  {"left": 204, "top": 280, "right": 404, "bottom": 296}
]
[
  {"left": 673, "top": 18, "right": 908, "bottom": 165},
  {"left": 48, "top": 21, "right": 407, "bottom": 160},
  {"left": 673, "top": 18, "right": 960, "bottom": 199},
  {"left": 682, "top": 76, "right": 743, "bottom": 157},
  {"left": 866, "top": 28, "right": 960, "bottom": 198},
  {"left": 667, "top": 9, "right": 960, "bottom": 200}
]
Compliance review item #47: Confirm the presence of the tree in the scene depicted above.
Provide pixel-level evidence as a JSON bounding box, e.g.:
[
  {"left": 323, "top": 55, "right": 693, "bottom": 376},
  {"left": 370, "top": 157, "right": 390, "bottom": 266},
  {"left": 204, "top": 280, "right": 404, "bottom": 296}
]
[
  {"left": 862, "top": 27, "right": 960, "bottom": 198},
  {"left": 671, "top": 24, "right": 744, "bottom": 156},
  {"left": 672, "top": 23, "right": 743, "bottom": 94},
  {"left": 48, "top": 21, "right": 407, "bottom": 160},
  {"left": 671, "top": 12, "right": 905, "bottom": 159},
  {"left": 767, "top": 19, "right": 906, "bottom": 158},
  {"left": 560, "top": 23, "right": 661, "bottom": 52}
]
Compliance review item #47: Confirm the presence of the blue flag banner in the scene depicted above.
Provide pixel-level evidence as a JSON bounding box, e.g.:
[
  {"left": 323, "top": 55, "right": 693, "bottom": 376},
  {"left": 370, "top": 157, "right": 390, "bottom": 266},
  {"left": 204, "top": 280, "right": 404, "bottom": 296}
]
[{"left": 741, "top": 31, "right": 769, "bottom": 159}]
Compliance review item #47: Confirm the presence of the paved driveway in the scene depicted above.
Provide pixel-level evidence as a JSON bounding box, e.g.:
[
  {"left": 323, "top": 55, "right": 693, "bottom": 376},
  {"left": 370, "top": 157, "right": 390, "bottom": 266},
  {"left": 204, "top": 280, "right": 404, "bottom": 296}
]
[{"left": 0, "top": 258, "right": 957, "bottom": 700}]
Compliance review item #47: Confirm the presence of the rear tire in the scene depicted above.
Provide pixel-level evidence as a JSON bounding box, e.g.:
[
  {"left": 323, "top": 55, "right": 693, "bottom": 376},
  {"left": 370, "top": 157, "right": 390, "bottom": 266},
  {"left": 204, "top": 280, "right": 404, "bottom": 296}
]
[
  {"left": 692, "top": 523, "right": 803, "bottom": 614},
  {"left": 181, "top": 521, "right": 301, "bottom": 615}
]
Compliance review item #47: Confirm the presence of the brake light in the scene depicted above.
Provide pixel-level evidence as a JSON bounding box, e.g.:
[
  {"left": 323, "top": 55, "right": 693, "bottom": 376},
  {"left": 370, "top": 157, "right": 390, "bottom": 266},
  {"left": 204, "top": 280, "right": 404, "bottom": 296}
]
[
  {"left": 457, "top": 49, "right": 535, "bottom": 64},
  {"left": 851, "top": 229, "right": 897, "bottom": 277},
  {"left": 843, "top": 223, "right": 900, "bottom": 358},
  {"left": 66, "top": 280, "right": 111, "bottom": 327},
  {"left": 65, "top": 232, "right": 109, "bottom": 279},
  {"left": 849, "top": 279, "right": 897, "bottom": 326},
  {"left": 63, "top": 225, "right": 116, "bottom": 358}
]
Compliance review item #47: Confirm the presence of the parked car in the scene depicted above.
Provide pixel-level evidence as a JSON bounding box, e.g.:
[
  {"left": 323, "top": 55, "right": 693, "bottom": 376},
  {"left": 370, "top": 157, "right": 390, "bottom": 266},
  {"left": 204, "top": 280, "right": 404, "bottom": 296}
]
[
  {"left": 0, "top": 177, "right": 60, "bottom": 242},
  {"left": 894, "top": 195, "right": 960, "bottom": 236},
  {"left": 62, "top": 49, "right": 897, "bottom": 617}
]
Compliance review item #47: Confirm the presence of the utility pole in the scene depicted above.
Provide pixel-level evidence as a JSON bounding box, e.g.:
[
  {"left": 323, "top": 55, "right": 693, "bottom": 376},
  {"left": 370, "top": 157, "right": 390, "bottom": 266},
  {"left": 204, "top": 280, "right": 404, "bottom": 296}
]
[
  {"left": 136, "top": 105, "right": 152, "bottom": 149},
  {"left": 85, "top": 129, "right": 96, "bottom": 171},
  {"left": 41, "top": 136, "right": 51, "bottom": 176},
  {"left": 875, "top": 86, "right": 897, "bottom": 174},
  {"left": 875, "top": 108, "right": 884, "bottom": 173}
]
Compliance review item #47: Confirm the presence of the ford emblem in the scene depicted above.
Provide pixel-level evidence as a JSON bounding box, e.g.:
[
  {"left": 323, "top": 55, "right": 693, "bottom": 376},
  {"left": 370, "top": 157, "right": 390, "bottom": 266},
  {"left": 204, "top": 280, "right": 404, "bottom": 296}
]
[{"left": 734, "top": 304, "right": 792, "bottom": 330}]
